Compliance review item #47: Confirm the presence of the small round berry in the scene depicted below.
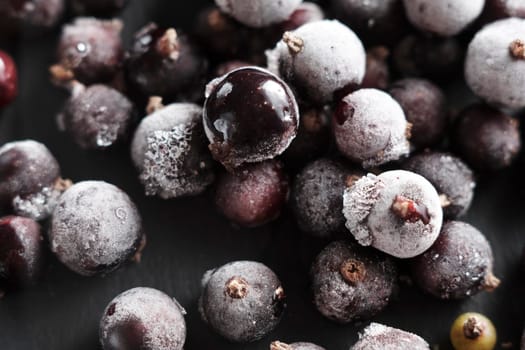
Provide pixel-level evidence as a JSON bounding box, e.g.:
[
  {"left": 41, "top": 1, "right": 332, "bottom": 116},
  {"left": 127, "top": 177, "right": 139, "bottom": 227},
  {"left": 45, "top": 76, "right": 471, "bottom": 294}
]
[
  {"left": 403, "top": 0, "right": 485, "bottom": 36},
  {"left": 465, "top": 18, "right": 525, "bottom": 109},
  {"left": 333, "top": 89, "right": 410, "bottom": 168},
  {"left": 199, "top": 261, "right": 285, "bottom": 343},
  {"left": 0, "top": 0, "right": 65, "bottom": 30},
  {"left": 71, "top": 0, "right": 129, "bottom": 17},
  {"left": 100, "top": 287, "right": 186, "bottom": 350},
  {"left": 215, "top": 160, "right": 289, "bottom": 227},
  {"left": 411, "top": 221, "right": 499, "bottom": 299},
  {"left": 267, "top": 20, "right": 365, "bottom": 104},
  {"left": 203, "top": 67, "right": 299, "bottom": 170},
  {"left": 344, "top": 170, "right": 443, "bottom": 259},
  {"left": 361, "top": 47, "right": 390, "bottom": 90},
  {"left": 0, "top": 216, "right": 44, "bottom": 294},
  {"left": 270, "top": 341, "right": 325, "bottom": 350},
  {"left": 389, "top": 78, "right": 448, "bottom": 148},
  {"left": 215, "top": 0, "right": 302, "bottom": 28},
  {"left": 311, "top": 241, "right": 397, "bottom": 324},
  {"left": 0, "top": 50, "right": 18, "bottom": 108},
  {"left": 351, "top": 323, "right": 430, "bottom": 350},
  {"left": 49, "top": 181, "right": 145, "bottom": 276},
  {"left": 453, "top": 104, "right": 521, "bottom": 171},
  {"left": 403, "top": 152, "right": 475, "bottom": 219},
  {"left": 450, "top": 312, "right": 497, "bottom": 350},
  {"left": 51, "top": 18, "right": 123, "bottom": 85}
]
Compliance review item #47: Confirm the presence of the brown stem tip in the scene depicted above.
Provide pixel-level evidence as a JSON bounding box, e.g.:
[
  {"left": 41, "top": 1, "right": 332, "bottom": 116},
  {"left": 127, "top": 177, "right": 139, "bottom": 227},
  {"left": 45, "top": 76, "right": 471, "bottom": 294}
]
[
  {"left": 225, "top": 277, "right": 249, "bottom": 299},
  {"left": 340, "top": 259, "right": 366, "bottom": 285},
  {"left": 283, "top": 31, "right": 304, "bottom": 54},
  {"left": 463, "top": 316, "right": 484, "bottom": 339},
  {"left": 391, "top": 195, "right": 430, "bottom": 225},
  {"left": 483, "top": 271, "right": 501, "bottom": 292},
  {"left": 270, "top": 341, "right": 292, "bottom": 350},
  {"left": 156, "top": 28, "right": 180, "bottom": 60},
  {"left": 509, "top": 39, "right": 525, "bottom": 60},
  {"left": 146, "top": 96, "right": 165, "bottom": 115}
]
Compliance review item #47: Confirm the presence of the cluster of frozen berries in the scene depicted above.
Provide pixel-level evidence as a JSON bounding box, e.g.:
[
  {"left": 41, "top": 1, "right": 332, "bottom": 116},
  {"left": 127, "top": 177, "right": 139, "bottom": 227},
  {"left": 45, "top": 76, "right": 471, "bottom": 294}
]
[{"left": 1, "top": 0, "right": 525, "bottom": 349}]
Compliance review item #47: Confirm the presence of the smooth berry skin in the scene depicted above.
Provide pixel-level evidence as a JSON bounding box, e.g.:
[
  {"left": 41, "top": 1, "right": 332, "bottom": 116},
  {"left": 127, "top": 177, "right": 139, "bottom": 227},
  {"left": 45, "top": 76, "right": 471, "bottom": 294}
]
[{"left": 0, "top": 50, "right": 18, "bottom": 108}]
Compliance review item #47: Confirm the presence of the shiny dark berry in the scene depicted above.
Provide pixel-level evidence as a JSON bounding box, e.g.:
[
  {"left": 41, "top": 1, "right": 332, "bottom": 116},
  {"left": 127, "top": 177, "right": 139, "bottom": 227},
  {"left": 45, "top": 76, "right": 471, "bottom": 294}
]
[
  {"left": 403, "top": 151, "right": 475, "bottom": 219},
  {"left": 125, "top": 23, "right": 207, "bottom": 102},
  {"left": 389, "top": 78, "right": 448, "bottom": 148},
  {"left": 58, "top": 83, "right": 134, "bottom": 150},
  {"left": 270, "top": 341, "right": 325, "bottom": 350},
  {"left": 411, "top": 221, "right": 500, "bottom": 300},
  {"left": 204, "top": 67, "right": 299, "bottom": 169},
  {"left": 199, "top": 261, "right": 285, "bottom": 342},
  {"left": 49, "top": 181, "right": 145, "bottom": 276},
  {"left": 0, "top": 50, "right": 18, "bottom": 108},
  {"left": 453, "top": 104, "right": 521, "bottom": 171},
  {"left": 311, "top": 241, "right": 397, "bottom": 324},
  {"left": 0, "top": 0, "right": 64, "bottom": 30},
  {"left": 0, "top": 216, "right": 44, "bottom": 294},
  {"left": 214, "top": 160, "right": 289, "bottom": 227},
  {"left": 361, "top": 47, "right": 390, "bottom": 90},
  {"left": 71, "top": 0, "right": 129, "bottom": 17},
  {"left": 215, "top": 0, "right": 302, "bottom": 28},
  {"left": 100, "top": 287, "right": 186, "bottom": 350},
  {"left": 351, "top": 323, "right": 430, "bottom": 349},
  {"left": 51, "top": 18, "right": 123, "bottom": 85}
]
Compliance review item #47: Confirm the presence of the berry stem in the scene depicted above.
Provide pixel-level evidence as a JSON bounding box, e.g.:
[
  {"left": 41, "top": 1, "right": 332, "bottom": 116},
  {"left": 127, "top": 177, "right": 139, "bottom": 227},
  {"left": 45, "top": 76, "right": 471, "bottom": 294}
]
[
  {"left": 391, "top": 195, "right": 430, "bottom": 224},
  {"left": 156, "top": 28, "right": 180, "bottom": 60},
  {"left": 340, "top": 259, "right": 366, "bottom": 284},
  {"left": 283, "top": 32, "right": 304, "bottom": 54},
  {"left": 225, "top": 277, "right": 249, "bottom": 299},
  {"left": 270, "top": 341, "right": 292, "bottom": 350},
  {"left": 509, "top": 39, "right": 525, "bottom": 59},
  {"left": 483, "top": 271, "right": 501, "bottom": 291},
  {"left": 146, "top": 96, "right": 165, "bottom": 114},
  {"left": 463, "top": 316, "right": 484, "bottom": 339}
]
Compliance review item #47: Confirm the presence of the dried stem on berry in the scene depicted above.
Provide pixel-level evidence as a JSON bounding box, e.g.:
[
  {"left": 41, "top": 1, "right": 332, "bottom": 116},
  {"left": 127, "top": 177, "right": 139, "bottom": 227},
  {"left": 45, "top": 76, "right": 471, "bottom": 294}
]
[
  {"left": 156, "top": 28, "right": 180, "bottom": 60},
  {"left": 270, "top": 341, "right": 292, "bottom": 350},
  {"left": 340, "top": 259, "right": 366, "bottom": 284},
  {"left": 483, "top": 272, "right": 501, "bottom": 291},
  {"left": 463, "top": 316, "right": 484, "bottom": 339},
  {"left": 509, "top": 39, "right": 525, "bottom": 59},
  {"left": 225, "top": 277, "right": 249, "bottom": 299},
  {"left": 283, "top": 32, "right": 304, "bottom": 54},
  {"left": 391, "top": 195, "right": 430, "bottom": 224}
]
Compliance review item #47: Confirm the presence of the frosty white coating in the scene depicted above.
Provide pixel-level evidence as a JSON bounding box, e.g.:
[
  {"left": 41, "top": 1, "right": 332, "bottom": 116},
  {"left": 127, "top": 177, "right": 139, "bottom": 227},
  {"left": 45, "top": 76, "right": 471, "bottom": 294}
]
[
  {"left": 215, "top": 0, "right": 302, "bottom": 28},
  {"left": 351, "top": 323, "right": 430, "bottom": 350}
]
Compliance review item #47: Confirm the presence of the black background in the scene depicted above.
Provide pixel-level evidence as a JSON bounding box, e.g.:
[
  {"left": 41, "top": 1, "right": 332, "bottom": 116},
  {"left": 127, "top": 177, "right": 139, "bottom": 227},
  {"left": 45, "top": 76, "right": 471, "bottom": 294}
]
[{"left": 1, "top": 0, "right": 525, "bottom": 349}]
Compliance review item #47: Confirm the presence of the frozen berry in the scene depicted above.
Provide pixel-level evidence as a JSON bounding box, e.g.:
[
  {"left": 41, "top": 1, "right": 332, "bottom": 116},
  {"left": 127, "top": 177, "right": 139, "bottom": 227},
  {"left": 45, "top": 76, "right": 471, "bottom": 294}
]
[
  {"left": 100, "top": 287, "right": 186, "bottom": 350},
  {"left": 199, "top": 261, "right": 285, "bottom": 342},
  {"left": 203, "top": 67, "right": 299, "bottom": 170},
  {"left": 215, "top": 0, "right": 302, "bottom": 28},
  {"left": 0, "top": 216, "right": 44, "bottom": 294},
  {"left": 0, "top": 50, "right": 18, "bottom": 108},
  {"left": 215, "top": 160, "right": 289, "bottom": 227},
  {"left": 131, "top": 100, "right": 215, "bottom": 199},
  {"left": 411, "top": 221, "right": 500, "bottom": 299},
  {"left": 344, "top": 170, "right": 443, "bottom": 259},
  {"left": 291, "top": 158, "right": 360, "bottom": 238},
  {"left": 71, "top": 0, "right": 128, "bottom": 17},
  {"left": 214, "top": 60, "right": 252, "bottom": 78},
  {"left": 403, "top": 0, "right": 485, "bottom": 36},
  {"left": 361, "top": 47, "right": 390, "bottom": 90},
  {"left": 49, "top": 181, "right": 145, "bottom": 276},
  {"left": 51, "top": 18, "right": 123, "bottom": 85},
  {"left": 389, "top": 78, "right": 448, "bottom": 148},
  {"left": 465, "top": 18, "right": 525, "bottom": 109},
  {"left": 267, "top": 20, "right": 365, "bottom": 104},
  {"left": 351, "top": 323, "right": 430, "bottom": 350},
  {"left": 403, "top": 152, "right": 475, "bottom": 219},
  {"left": 311, "top": 241, "right": 397, "bottom": 323},
  {"left": 450, "top": 312, "right": 497, "bottom": 350},
  {"left": 125, "top": 23, "right": 207, "bottom": 102},
  {"left": 270, "top": 341, "right": 325, "bottom": 350},
  {"left": 333, "top": 89, "right": 410, "bottom": 168},
  {"left": 0, "top": 0, "right": 64, "bottom": 30},
  {"left": 276, "top": 2, "right": 324, "bottom": 32},
  {"left": 453, "top": 104, "right": 521, "bottom": 171},
  {"left": 57, "top": 82, "right": 134, "bottom": 150}
]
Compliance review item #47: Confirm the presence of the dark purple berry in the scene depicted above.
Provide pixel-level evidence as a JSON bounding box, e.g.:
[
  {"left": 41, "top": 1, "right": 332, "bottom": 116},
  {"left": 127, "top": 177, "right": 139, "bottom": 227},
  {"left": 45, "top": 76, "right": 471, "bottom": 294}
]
[
  {"left": 403, "top": 152, "right": 475, "bottom": 219},
  {"left": 0, "top": 216, "right": 44, "bottom": 294},
  {"left": 0, "top": 50, "right": 18, "bottom": 108},
  {"left": 271, "top": 341, "right": 325, "bottom": 350},
  {"left": 0, "top": 0, "right": 64, "bottom": 30},
  {"left": 361, "top": 47, "right": 390, "bottom": 90},
  {"left": 215, "top": 0, "right": 302, "bottom": 28},
  {"left": 214, "top": 160, "right": 289, "bottom": 227},
  {"left": 453, "top": 104, "right": 521, "bottom": 171},
  {"left": 410, "top": 221, "right": 500, "bottom": 299},
  {"left": 481, "top": 0, "right": 525, "bottom": 22},
  {"left": 276, "top": 2, "right": 324, "bottom": 32},
  {"left": 389, "top": 78, "right": 448, "bottom": 148},
  {"left": 100, "top": 287, "right": 186, "bottom": 350},
  {"left": 203, "top": 67, "right": 299, "bottom": 170},
  {"left": 51, "top": 18, "right": 123, "bottom": 85},
  {"left": 125, "top": 23, "right": 207, "bottom": 102},
  {"left": 199, "top": 261, "right": 285, "bottom": 342},
  {"left": 71, "top": 0, "right": 129, "bottom": 17},
  {"left": 311, "top": 241, "right": 397, "bottom": 324},
  {"left": 351, "top": 323, "right": 430, "bottom": 349},
  {"left": 58, "top": 83, "right": 134, "bottom": 150},
  {"left": 214, "top": 60, "right": 252, "bottom": 78},
  {"left": 49, "top": 181, "right": 145, "bottom": 276}
]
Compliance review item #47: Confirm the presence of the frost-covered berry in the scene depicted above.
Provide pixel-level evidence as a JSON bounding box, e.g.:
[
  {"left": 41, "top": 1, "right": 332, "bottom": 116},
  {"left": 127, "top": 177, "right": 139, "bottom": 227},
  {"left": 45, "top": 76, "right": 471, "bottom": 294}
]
[
  {"left": 199, "top": 261, "right": 285, "bottom": 343},
  {"left": 131, "top": 101, "right": 215, "bottom": 199},
  {"left": 333, "top": 89, "right": 410, "bottom": 168},
  {"left": 465, "top": 18, "right": 525, "bottom": 109},
  {"left": 267, "top": 20, "right": 365, "bottom": 104},
  {"left": 49, "top": 181, "right": 145, "bottom": 276},
  {"left": 100, "top": 287, "right": 186, "bottom": 350},
  {"left": 270, "top": 341, "right": 325, "bottom": 350},
  {"left": 403, "top": 0, "right": 485, "bottom": 36},
  {"left": 343, "top": 170, "right": 443, "bottom": 259},
  {"left": 215, "top": 0, "right": 302, "bottom": 28},
  {"left": 351, "top": 323, "right": 430, "bottom": 350}
]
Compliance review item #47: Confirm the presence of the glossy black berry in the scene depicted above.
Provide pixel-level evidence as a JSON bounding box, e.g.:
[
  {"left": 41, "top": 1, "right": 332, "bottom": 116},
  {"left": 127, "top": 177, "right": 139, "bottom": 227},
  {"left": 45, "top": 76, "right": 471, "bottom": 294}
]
[
  {"left": 411, "top": 221, "right": 500, "bottom": 300},
  {"left": 0, "top": 216, "right": 44, "bottom": 294},
  {"left": 203, "top": 67, "right": 299, "bottom": 169},
  {"left": 71, "top": 0, "right": 129, "bottom": 17},
  {"left": 0, "top": 50, "right": 18, "bottom": 108},
  {"left": 0, "top": 0, "right": 64, "bottom": 30},
  {"left": 215, "top": 160, "right": 289, "bottom": 227},
  {"left": 49, "top": 181, "right": 145, "bottom": 276},
  {"left": 389, "top": 78, "right": 448, "bottom": 148},
  {"left": 361, "top": 47, "right": 390, "bottom": 90},
  {"left": 58, "top": 83, "right": 134, "bottom": 150},
  {"left": 270, "top": 341, "right": 325, "bottom": 350},
  {"left": 453, "top": 104, "right": 521, "bottom": 171},
  {"left": 311, "top": 241, "right": 397, "bottom": 324},
  {"left": 351, "top": 323, "right": 430, "bottom": 349},
  {"left": 199, "top": 261, "right": 285, "bottom": 343}
]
